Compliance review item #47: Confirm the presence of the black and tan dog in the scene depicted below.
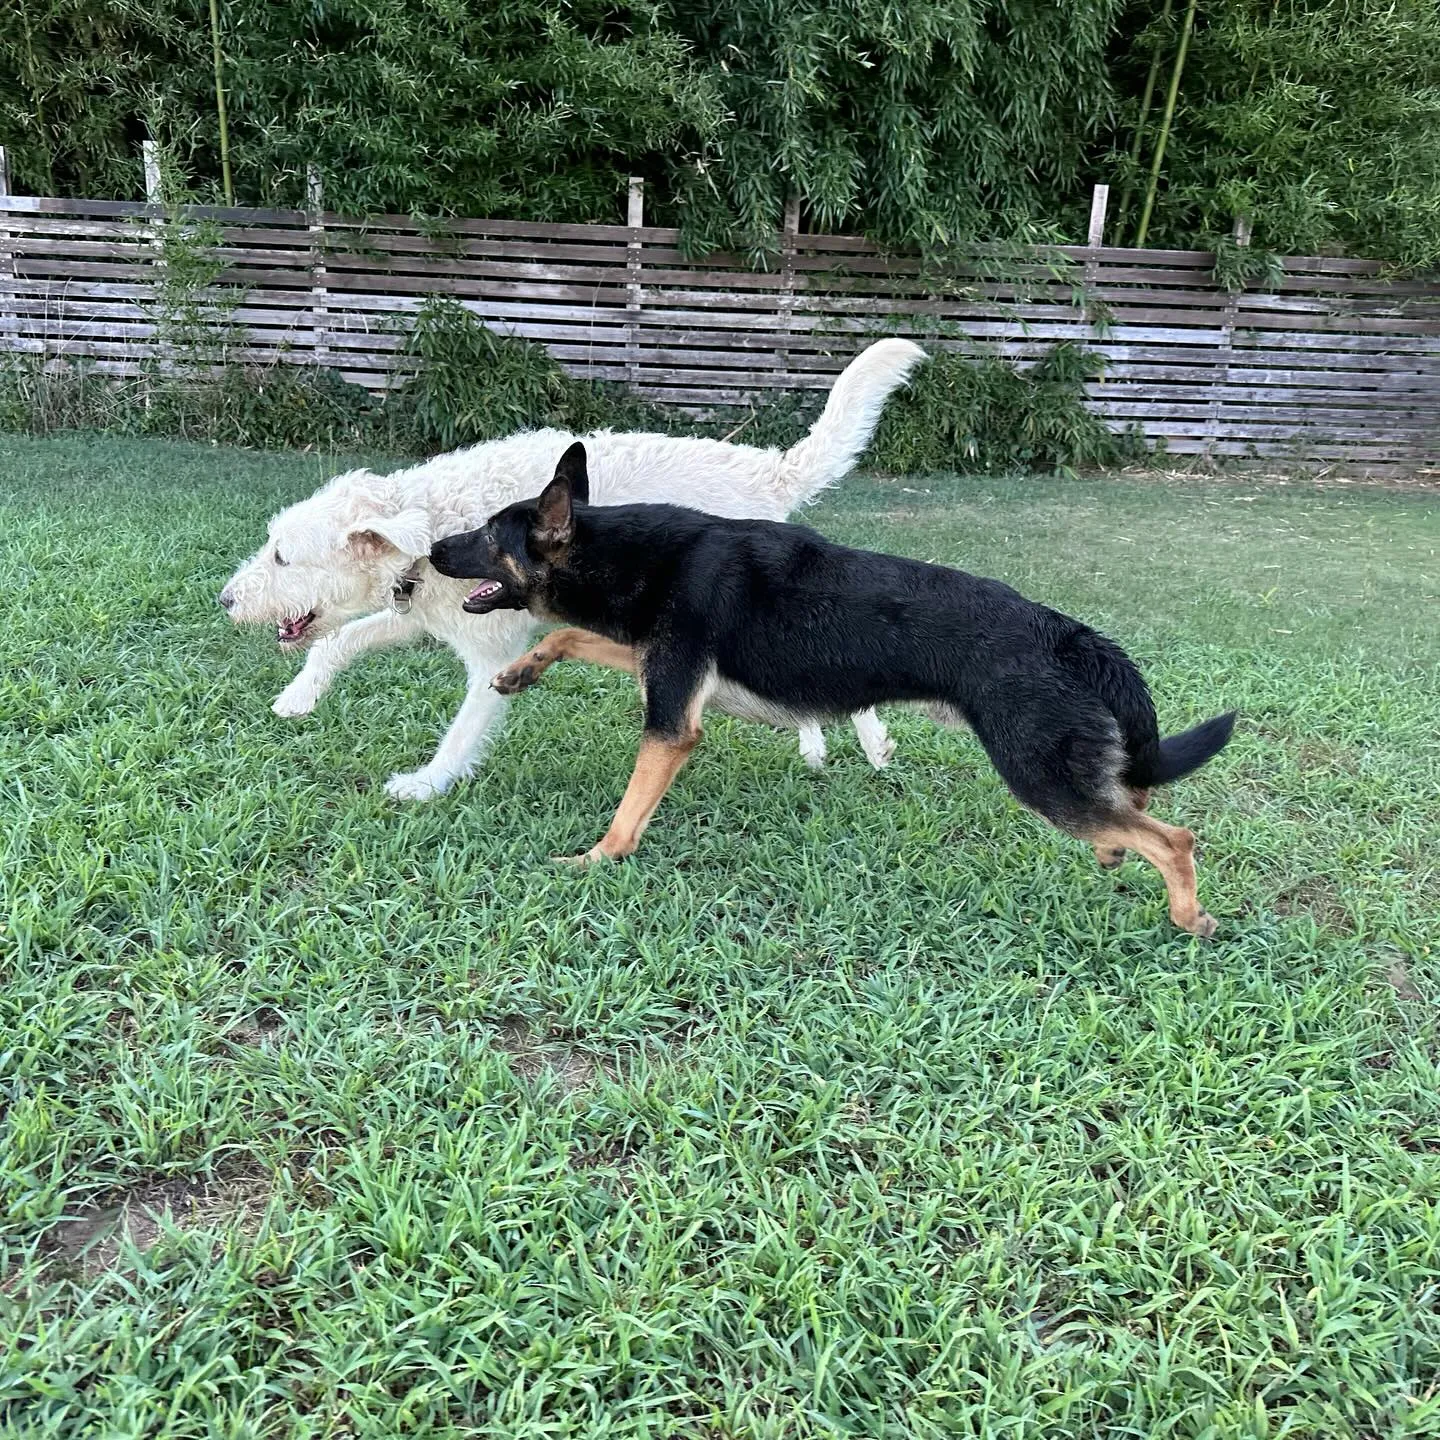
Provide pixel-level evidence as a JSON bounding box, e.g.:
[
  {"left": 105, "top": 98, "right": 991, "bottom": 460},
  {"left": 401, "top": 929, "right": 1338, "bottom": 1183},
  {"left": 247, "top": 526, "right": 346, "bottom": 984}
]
[{"left": 429, "top": 442, "right": 1236, "bottom": 935}]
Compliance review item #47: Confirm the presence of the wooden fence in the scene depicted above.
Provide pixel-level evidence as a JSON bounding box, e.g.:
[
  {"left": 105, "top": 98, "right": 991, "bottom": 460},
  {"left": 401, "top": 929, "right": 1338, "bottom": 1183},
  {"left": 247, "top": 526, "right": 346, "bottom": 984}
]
[{"left": 2, "top": 165, "right": 1437, "bottom": 470}]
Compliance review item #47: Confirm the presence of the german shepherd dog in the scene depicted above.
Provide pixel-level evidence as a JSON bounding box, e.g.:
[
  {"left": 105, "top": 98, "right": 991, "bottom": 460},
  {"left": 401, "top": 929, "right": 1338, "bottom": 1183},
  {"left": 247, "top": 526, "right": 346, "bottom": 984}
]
[{"left": 429, "top": 443, "right": 1236, "bottom": 935}]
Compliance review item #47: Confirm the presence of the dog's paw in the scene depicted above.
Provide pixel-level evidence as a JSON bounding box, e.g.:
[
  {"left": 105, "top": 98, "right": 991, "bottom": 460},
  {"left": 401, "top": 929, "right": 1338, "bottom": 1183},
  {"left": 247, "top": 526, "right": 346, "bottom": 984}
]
[
  {"left": 1187, "top": 909, "right": 1219, "bottom": 940},
  {"left": 492, "top": 664, "right": 537, "bottom": 696},
  {"left": 492, "top": 654, "right": 547, "bottom": 695},
  {"left": 852, "top": 713, "right": 895, "bottom": 770},
  {"left": 797, "top": 728, "right": 827, "bottom": 770},
  {"left": 552, "top": 846, "right": 616, "bottom": 866},
  {"left": 271, "top": 682, "right": 319, "bottom": 718},
  {"left": 862, "top": 733, "right": 896, "bottom": 770},
  {"left": 384, "top": 769, "right": 451, "bottom": 803}
]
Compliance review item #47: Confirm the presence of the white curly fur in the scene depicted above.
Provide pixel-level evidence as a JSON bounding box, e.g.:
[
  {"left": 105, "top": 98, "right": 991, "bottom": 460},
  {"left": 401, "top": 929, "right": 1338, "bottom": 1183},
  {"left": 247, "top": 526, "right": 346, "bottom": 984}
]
[{"left": 221, "top": 338, "right": 925, "bottom": 800}]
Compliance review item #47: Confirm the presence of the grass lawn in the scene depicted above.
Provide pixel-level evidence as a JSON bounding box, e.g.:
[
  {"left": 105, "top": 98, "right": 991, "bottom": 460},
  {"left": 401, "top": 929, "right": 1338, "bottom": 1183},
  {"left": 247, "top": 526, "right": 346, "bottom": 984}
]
[{"left": 2, "top": 432, "right": 1438, "bottom": 1439}]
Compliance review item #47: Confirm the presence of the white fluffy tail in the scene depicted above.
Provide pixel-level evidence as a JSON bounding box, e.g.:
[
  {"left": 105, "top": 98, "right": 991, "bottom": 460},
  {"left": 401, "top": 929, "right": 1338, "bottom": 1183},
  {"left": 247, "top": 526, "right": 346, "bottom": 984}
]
[{"left": 777, "top": 338, "right": 927, "bottom": 507}]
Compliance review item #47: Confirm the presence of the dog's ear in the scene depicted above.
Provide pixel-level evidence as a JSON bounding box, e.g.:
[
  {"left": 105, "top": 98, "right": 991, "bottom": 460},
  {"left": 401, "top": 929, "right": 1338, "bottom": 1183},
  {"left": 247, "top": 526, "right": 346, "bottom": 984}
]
[
  {"left": 534, "top": 443, "right": 588, "bottom": 549},
  {"left": 345, "top": 508, "right": 432, "bottom": 560},
  {"left": 552, "top": 440, "right": 590, "bottom": 504}
]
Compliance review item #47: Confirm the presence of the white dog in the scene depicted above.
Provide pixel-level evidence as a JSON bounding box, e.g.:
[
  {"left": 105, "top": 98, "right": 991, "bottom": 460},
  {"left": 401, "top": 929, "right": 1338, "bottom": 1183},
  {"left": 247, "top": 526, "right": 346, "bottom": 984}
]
[{"left": 220, "top": 338, "right": 926, "bottom": 800}]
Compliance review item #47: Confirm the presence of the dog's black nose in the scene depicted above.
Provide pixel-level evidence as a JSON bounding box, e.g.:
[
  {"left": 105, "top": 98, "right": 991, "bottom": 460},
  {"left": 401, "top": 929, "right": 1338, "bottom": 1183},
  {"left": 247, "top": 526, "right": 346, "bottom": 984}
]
[{"left": 218, "top": 587, "right": 236, "bottom": 611}]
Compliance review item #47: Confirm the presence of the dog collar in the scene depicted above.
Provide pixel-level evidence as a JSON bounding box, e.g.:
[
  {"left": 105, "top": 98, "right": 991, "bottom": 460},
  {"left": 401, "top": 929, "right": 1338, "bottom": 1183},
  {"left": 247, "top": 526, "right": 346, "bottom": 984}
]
[{"left": 392, "top": 561, "right": 424, "bottom": 614}]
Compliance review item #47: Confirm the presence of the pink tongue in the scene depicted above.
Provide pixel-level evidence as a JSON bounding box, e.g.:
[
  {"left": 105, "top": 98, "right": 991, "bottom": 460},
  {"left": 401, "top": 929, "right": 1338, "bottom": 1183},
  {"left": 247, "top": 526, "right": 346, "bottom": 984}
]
[{"left": 467, "top": 582, "right": 496, "bottom": 603}]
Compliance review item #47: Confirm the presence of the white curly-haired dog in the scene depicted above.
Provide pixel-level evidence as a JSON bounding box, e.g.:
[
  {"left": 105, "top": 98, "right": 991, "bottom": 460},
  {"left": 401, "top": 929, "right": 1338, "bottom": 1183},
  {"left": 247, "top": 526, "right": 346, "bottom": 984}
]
[{"left": 220, "top": 338, "right": 926, "bottom": 800}]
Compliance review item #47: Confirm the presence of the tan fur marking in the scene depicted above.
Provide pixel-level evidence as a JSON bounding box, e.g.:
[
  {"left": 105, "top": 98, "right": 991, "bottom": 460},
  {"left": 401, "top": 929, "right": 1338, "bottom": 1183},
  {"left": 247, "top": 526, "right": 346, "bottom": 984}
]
[
  {"left": 1086, "top": 814, "right": 1215, "bottom": 937},
  {"left": 492, "top": 628, "right": 638, "bottom": 694},
  {"left": 563, "top": 732, "right": 699, "bottom": 863}
]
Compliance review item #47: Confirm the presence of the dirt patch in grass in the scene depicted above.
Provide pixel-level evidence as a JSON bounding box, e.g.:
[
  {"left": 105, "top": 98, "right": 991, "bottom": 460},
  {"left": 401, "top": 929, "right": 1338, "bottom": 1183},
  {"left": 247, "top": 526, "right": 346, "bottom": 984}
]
[
  {"left": 1271, "top": 876, "right": 1353, "bottom": 932},
  {"left": 226, "top": 1006, "right": 286, "bottom": 1048},
  {"left": 39, "top": 1172, "right": 273, "bottom": 1281},
  {"left": 492, "top": 1018, "right": 609, "bottom": 1094},
  {"left": 1384, "top": 955, "right": 1425, "bottom": 1003}
]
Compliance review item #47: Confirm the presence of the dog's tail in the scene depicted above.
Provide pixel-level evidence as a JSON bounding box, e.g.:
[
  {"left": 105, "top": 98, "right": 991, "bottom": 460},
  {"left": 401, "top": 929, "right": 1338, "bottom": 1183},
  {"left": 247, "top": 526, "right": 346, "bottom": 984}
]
[
  {"left": 1133, "top": 712, "right": 1238, "bottom": 787},
  {"left": 1067, "top": 628, "right": 1235, "bottom": 789},
  {"left": 775, "top": 339, "right": 927, "bottom": 508}
]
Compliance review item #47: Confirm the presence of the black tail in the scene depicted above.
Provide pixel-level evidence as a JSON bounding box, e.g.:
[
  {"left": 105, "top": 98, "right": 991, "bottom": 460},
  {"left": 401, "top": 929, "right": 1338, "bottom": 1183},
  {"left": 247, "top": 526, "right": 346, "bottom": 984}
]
[{"left": 1131, "top": 712, "right": 1237, "bottom": 788}]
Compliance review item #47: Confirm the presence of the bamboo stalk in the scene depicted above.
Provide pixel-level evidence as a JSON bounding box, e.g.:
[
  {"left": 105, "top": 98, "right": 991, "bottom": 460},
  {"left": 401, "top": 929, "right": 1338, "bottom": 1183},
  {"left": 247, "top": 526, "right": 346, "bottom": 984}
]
[
  {"left": 1114, "top": 0, "right": 1175, "bottom": 237},
  {"left": 1134, "top": 0, "right": 1198, "bottom": 248},
  {"left": 209, "top": 0, "right": 234, "bottom": 205}
]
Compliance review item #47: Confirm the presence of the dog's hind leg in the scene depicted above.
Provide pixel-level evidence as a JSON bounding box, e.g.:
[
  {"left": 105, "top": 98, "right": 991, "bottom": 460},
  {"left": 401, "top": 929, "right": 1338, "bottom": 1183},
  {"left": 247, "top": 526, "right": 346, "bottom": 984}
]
[
  {"left": 1084, "top": 813, "right": 1215, "bottom": 937},
  {"left": 1092, "top": 788, "right": 1150, "bottom": 868},
  {"left": 798, "top": 724, "right": 827, "bottom": 769},
  {"left": 971, "top": 699, "right": 1216, "bottom": 936},
  {"left": 852, "top": 709, "right": 894, "bottom": 769},
  {"left": 273, "top": 609, "right": 420, "bottom": 717}
]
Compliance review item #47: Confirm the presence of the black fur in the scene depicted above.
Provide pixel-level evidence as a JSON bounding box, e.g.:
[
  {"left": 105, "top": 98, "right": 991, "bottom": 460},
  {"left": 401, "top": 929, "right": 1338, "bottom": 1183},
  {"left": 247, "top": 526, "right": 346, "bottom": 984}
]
[{"left": 429, "top": 441, "right": 1234, "bottom": 852}]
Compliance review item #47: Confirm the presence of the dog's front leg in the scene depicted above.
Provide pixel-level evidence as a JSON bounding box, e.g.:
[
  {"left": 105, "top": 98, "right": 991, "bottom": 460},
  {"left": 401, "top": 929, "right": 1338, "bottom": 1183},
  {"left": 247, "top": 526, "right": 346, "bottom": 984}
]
[
  {"left": 492, "top": 627, "right": 638, "bottom": 695},
  {"left": 561, "top": 733, "right": 699, "bottom": 864},
  {"left": 560, "top": 650, "right": 707, "bottom": 863},
  {"left": 384, "top": 671, "right": 509, "bottom": 802},
  {"left": 273, "top": 610, "right": 419, "bottom": 717}
]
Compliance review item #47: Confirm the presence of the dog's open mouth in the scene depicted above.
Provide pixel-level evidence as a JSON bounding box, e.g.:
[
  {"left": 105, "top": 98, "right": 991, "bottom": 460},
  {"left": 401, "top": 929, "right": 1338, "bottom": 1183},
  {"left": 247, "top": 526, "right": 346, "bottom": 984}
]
[
  {"left": 277, "top": 611, "right": 318, "bottom": 647},
  {"left": 462, "top": 579, "right": 505, "bottom": 614}
]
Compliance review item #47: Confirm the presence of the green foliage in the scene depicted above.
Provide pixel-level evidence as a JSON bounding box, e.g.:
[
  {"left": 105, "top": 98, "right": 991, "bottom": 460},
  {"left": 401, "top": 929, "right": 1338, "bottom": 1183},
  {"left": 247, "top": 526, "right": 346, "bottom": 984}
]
[
  {"left": 385, "top": 298, "right": 679, "bottom": 453},
  {"left": 216, "top": 2, "right": 724, "bottom": 220},
  {"left": 1, "top": 322, "right": 1148, "bottom": 477},
  {"left": 871, "top": 344, "right": 1144, "bottom": 474},
  {"left": 1109, "top": 0, "right": 1440, "bottom": 269},
  {"left": 144, "top": 147, "right": 239, "bottom": 362},
  {"left": 1211, "top": 235, "right": 1285, "bottom": 294},
  {"left": 665, "top": 0, "right": 1124, "bottom": 259},
  {"left": 0, "top": 0, "right": 191, "bottom": 198},
  {"left": 0, "top": 1, "right": 721, "bottom": 221},
  {"left": 4, "top": 2, "right": 1438, "bottom": 265},
  {"left": 386, "top": 299, "right": 587, "bottom": 454},
  {"left": 0, "top": 356, "right": 380, "bottom": 449},
  {"left": 0, "top": 297, "right": 687, "bottom": 455}
]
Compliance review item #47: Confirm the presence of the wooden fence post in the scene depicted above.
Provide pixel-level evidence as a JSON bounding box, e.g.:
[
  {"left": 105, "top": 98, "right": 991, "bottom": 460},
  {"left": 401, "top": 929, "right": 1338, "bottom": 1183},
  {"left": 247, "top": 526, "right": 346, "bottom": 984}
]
[
  {"left": 142, "top": 139, "right": 167, "bottom": 385},
  {"left": 1205, "top": 215, "right": 1251, "bottom": 461},
  {"left": 778, "top": 194, "right": 800, "bottom": 392},
  {"left": 0, "top": 147, "right": 16, "bottom": 357},
  {"left": 1087, "top": 184, "right": 1110, "bottom": 248},
  {"left": 142, "top": 140, "right": 163, "bottom": 208},
  {"left": 307, "top": 164, "right": 329, "bottom": 371},
  {"left": 1082, "top": 183, "right": 1109, "bottom": 347},
  {"left": 626, "top": 177, "right": 644, "bottom": 388}
]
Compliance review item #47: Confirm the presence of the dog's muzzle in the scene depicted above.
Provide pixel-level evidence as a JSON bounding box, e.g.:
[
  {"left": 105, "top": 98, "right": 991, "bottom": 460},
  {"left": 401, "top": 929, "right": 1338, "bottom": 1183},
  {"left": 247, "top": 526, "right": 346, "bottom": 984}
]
[{"left": 461, "top": 578, "right": 510, "bottom": 615}]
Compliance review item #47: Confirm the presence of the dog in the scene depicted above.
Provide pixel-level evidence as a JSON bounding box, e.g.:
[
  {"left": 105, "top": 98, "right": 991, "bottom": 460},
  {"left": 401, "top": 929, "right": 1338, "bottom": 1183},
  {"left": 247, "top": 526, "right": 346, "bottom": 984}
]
[
  {"left": 428, "top": 442, "right": 1237, "bottom": 936},
  {"left": 218, "top": 338, "right": 925, "bottom": 799}
]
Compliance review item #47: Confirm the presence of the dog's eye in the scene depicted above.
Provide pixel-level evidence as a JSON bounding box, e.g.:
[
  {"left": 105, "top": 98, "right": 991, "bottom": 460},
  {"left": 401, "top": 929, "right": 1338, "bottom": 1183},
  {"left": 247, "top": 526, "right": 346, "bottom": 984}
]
[{"left": 273, "top": 549, "right": 288, "bottom": 567}]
